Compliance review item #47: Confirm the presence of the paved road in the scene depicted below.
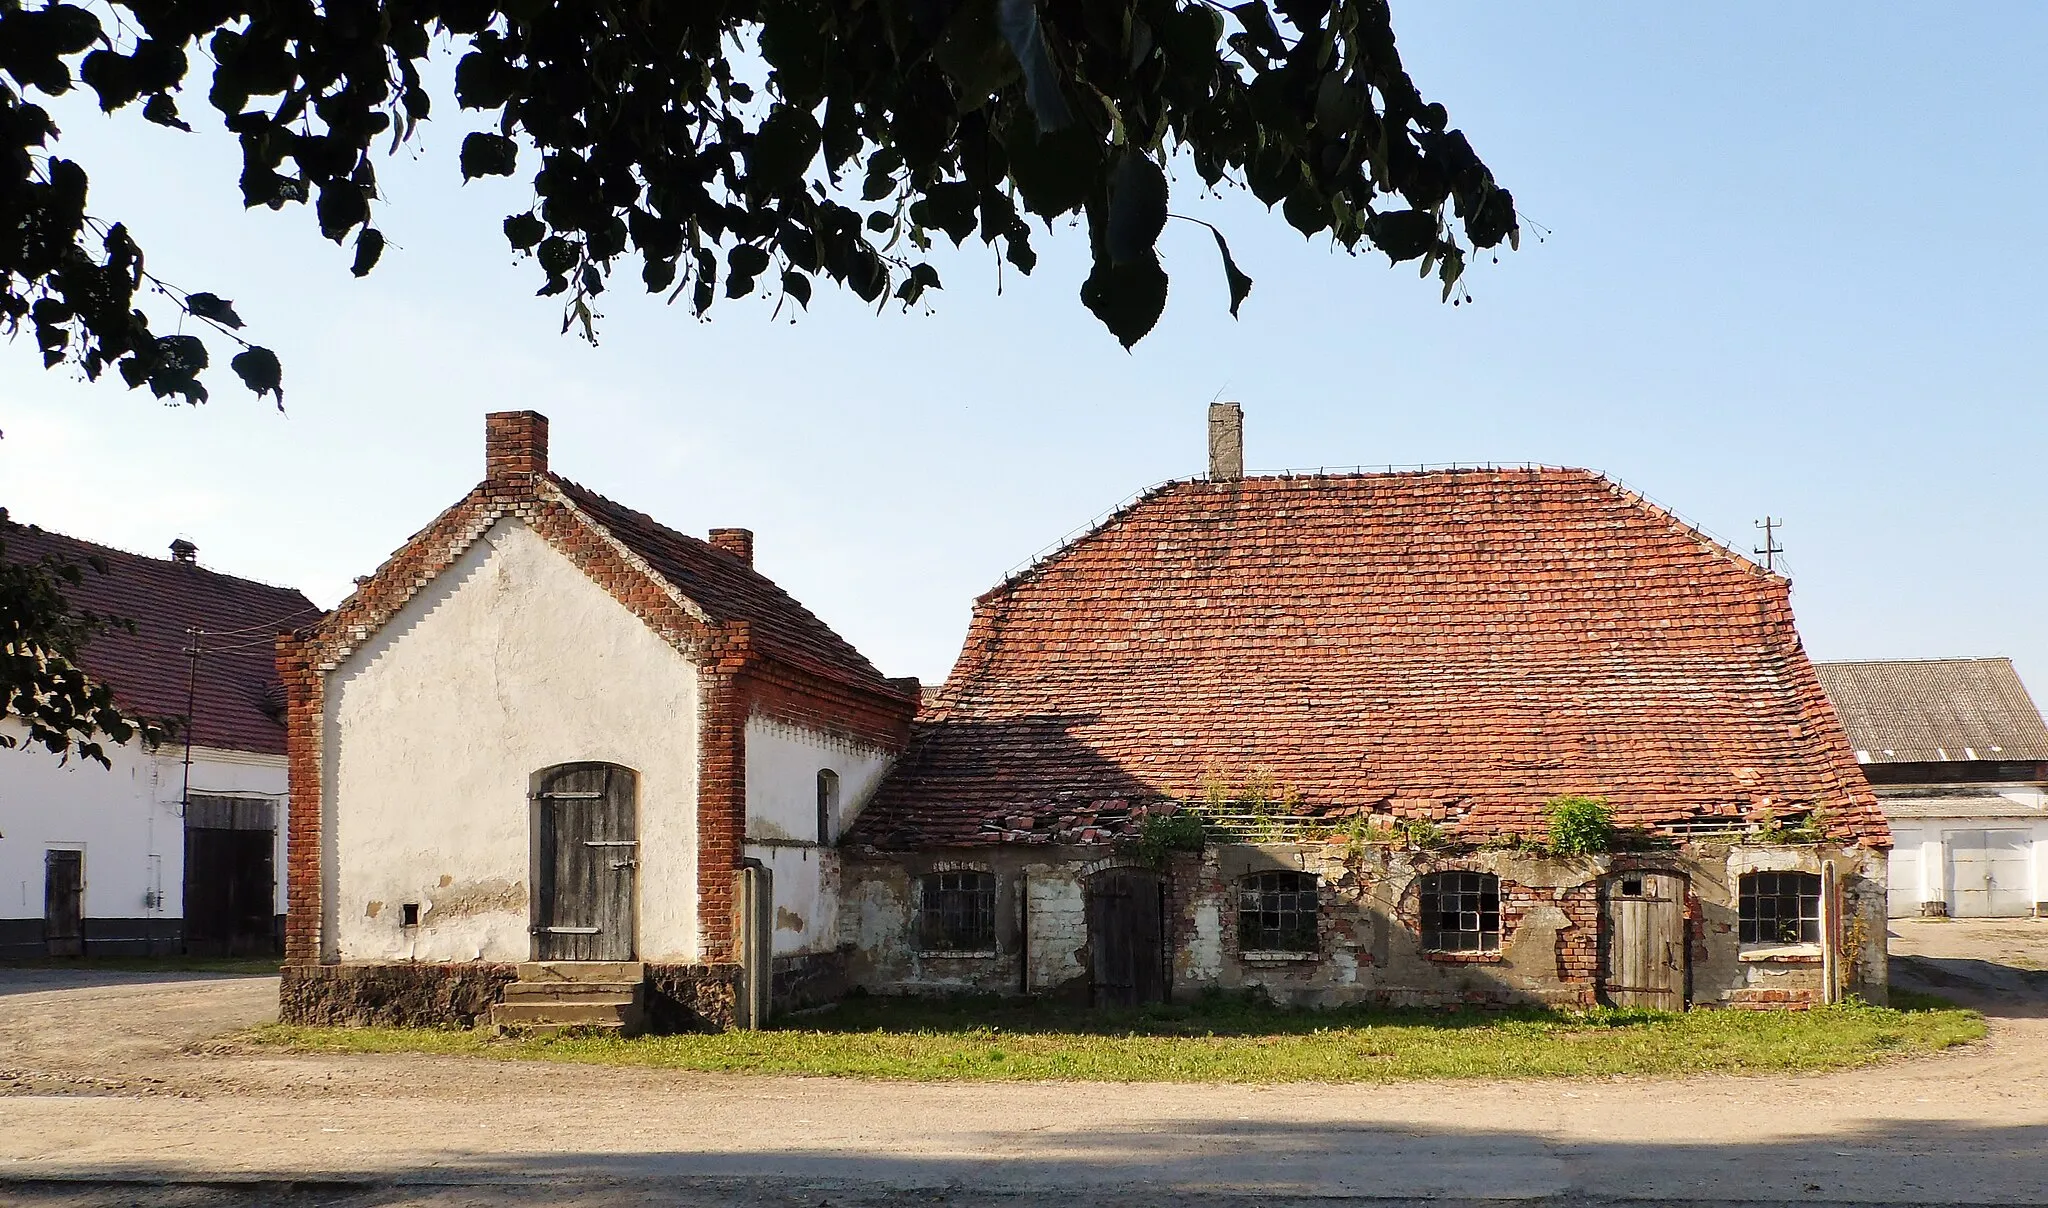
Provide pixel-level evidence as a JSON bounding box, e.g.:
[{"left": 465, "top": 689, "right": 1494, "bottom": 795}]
[{"left": 1, "top": 919, "right": 2045, "bottom": 1207}]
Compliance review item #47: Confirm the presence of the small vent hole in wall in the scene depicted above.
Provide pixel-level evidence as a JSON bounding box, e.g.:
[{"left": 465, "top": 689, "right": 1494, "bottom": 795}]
[
  {"left": 400, "top": 903, "right": 420, "bottom": 927},
  {"left": 1622, "top": 879, "right": 1644, "bottom": 897}
]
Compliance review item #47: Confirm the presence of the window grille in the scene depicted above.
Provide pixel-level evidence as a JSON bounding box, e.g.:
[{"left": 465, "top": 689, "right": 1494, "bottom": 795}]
[
  {"left": 1739, "top": 872, "right": 1822, "bottom": 944},
  {"left": 918, "top": 870, "right": 996, "bottom": 951},
  {"left": 1237, "top": 871, "right": 1319, "bottom": 952},
  {"left": 1419, "top": 871, "right": 1502, "bottom": 952}
]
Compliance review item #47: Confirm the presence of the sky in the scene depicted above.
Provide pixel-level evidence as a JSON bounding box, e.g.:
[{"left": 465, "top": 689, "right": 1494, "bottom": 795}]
[{"left": 2, "top": 3, "right": 2043, "bottom": 692}]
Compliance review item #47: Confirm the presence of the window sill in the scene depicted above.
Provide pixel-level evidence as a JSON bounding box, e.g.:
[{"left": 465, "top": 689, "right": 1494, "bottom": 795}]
[
  {"left": 1739, "top": 943, "right": 1823, "bottom": 963},
  {"left": 916, "top": 949, "right": 998, "bottom": 960},
  {"left": 1239, "top": 950, "right": 1318, "bottom": 963},
  {"left": 1423, "top": 950, "right": 1505, "bottom": 964}
]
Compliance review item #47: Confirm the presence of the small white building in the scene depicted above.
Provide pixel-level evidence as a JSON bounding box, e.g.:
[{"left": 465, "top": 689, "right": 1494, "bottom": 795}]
[
  {"left": 279, "top": 412, "right": 918, "bottom": 1029},
  {"left": 1817, "top": 658, "right": 2048, "bottom": 919},
  {"left": 0, "top": 524, "right": 320, "bottom": 956}
]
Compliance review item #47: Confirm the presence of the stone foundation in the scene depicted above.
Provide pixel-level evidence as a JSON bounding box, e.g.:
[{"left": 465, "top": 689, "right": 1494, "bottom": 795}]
[
  {"left": 645, "top": 962, "right": 742, "bottom": 1032},
  {"left": 772, "top": 945, "right": 852, "bottom": 1013},
  {"left": 279, "top": 962, "right": 518, "bottom": 1028}
]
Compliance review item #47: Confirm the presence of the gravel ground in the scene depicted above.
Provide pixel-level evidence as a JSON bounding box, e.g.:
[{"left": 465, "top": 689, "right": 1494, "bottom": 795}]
[{"left": 1, "top": 919, "right": 2044, "bottom": 1206}]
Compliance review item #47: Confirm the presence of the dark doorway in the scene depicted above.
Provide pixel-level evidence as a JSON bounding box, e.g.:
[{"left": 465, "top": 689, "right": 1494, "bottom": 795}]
[
  {"left": 43, "top": 850, "right": 83, "bottom": 957},
  {"left": 532, "top": 763, "right": 639, "bottom": 961},
  {"left": 1600, "top": 871, "right": 1688, "bottom": 1010},
  {"left": 184, "top": 796, "right": 279, "bottom": 956},
  {"left": 1086, "top": 867, "right": 1167, "bottom": 1007}
]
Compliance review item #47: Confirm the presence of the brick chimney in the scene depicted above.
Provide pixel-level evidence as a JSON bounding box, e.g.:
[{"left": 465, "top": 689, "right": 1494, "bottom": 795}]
[
  {"left": 1208, "top": 401, "right": 1243, "bottom": 481},
  {"left": 709, "top": 527, "right": 754, "bottom": 567},
  {"left": 485, "top": 411, "right": 549, "bottom": 481}
]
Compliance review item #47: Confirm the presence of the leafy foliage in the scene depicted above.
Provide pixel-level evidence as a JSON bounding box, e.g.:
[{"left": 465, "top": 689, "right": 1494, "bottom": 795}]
[
  {"left": 1135, "top": 805, "right": 1207, "bottom": 866},
  {"left": 0, "top": 0, "right": 1520, "bottom": 403},
  {"left": 1544, "top": 794, "right": 1616, "bottom": 856},
  {"left": 0, "top": 508, "right": 165, "bottom": 765}
]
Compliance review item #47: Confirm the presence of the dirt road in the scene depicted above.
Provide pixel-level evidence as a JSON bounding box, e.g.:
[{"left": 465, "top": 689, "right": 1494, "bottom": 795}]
[{"left": 2, "top": 920, "right": 2045, "bottom": 1207}]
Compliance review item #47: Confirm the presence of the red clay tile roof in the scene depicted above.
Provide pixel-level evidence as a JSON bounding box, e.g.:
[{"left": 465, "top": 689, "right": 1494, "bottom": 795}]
[
  {"left": 852, "top": 468, "right": 1885, "bottom": 848},
  {"left": 3, "top": 522, "right": 322, "bottom": 756},
  {"left": 552, "top": 476, "right": 897, "bottom": 693}
]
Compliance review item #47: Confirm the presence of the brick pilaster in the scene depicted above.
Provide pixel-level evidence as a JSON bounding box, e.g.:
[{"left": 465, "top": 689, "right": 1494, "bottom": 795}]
[
  {"left": 696, "top": 622, "right": 754, "bottom": 961},
  {"left": 278, "top": 632, "right": 326, "bottom": 965}
]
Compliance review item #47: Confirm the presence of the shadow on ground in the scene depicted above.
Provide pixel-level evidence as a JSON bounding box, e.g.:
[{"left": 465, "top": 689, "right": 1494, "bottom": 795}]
[{"left": 4, "top": 1115, "right": 2046, "bottom": 1207}]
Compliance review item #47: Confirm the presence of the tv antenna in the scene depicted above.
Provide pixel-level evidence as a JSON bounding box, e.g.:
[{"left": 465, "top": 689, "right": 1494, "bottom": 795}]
[{"left": 1753, "top": 517, "right": 1784, "bottom": 573}]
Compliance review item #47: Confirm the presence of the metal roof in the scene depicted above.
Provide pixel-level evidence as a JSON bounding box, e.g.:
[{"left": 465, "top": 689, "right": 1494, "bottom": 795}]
[{"left": 1815, "top": 658, "right": 2048, "bottom": 764}]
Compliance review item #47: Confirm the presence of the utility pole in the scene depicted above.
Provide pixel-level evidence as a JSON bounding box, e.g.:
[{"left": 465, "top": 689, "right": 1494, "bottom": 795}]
[
  {"left": 180, "top": 628, "right": 202, "bottom": 818},
  {"left": 1754, "top": 518, "right": 1784, "bottom": 573}
]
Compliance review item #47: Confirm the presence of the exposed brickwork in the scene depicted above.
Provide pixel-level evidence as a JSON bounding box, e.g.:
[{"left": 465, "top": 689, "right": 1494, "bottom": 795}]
[
  {"left": 707, "top": 527, "right": 754, "bottom": 566},
  {"left": 279, "top": 962, "right": 517, "bottom": 1027},
  {"left": 278, "top": 631, "right": 324, "bottom": 964},
  {"left": 854, "top": 469, "right": 1886, "bottom": 849},
  {"left": 1724, "top": 987, "right": 1820, "bottom": 1010},
  {"left": 485, "top": 410, "right": 548, "bottom": 481},
  {"left": 697, "top": 661, "right": 748, "bottom": 961}
]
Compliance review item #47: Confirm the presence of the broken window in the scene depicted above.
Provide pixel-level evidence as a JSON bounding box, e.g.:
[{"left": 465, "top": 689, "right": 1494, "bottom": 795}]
[
  {"left": 1237, "top": 871, "right": 1319, "bottom": 952},
  {"left": 918, "top": 870, "right": 996, "bottom": 951},
  {"left": 1739, "top": 872, "right": 1822, "bottom": 944},
  {"left": 1419, "top": 871, "right": 1501, "bottom": 952},
  {"left": 816, "top": 769, "right": 840, "bottom": 845}
]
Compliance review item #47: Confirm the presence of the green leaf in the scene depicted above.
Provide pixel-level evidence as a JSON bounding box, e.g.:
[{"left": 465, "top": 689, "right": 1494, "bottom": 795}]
[
  {"left": 460, "top": 132, "right": 518, "bottom": 179},
  {"left": 1080, "top": 255, "right": 1168, "bottom": 349},
  {"left": 351, "top": 227, "right": 385, "bottom": 277},
  {"left": 1209, "top": 229, "right": 1253, "bottom": 318},
  {"left": 230, "top": 347, "right": 283, "bottom": 402},
  {"left": 503, "top": 213, "right": 546, "bottom": 250},
  {"left": 184, "top": 293, "right": 242, "bottom": 329},
  {"left": 1004, "top": 122, "right": 1103, "bottom": 219},
  {"left": 1106, "top": 153, "right": 1168, "bottom": 267},
  {"left": 996, "top": 0, "right": 1073, "bottom": 131},
  {"left": 782, "top": 270, "right": 812, "bottom": 309}
]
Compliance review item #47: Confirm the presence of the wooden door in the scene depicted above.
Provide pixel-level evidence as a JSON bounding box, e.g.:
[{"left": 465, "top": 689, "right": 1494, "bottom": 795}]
[
  {"left": 1601, "top": 871, "right": 1686, "bottom": 1010},
  {"left": 44, "top": 850, "right": 84, "bottom": 958},
  {"left": 533, "top": 763, "right": 638, "bottom": 961},
  {"left": 183, "top": 796, "right": 279, "bottom": 956},
  {"left": 1086, "top": 868, "right": 1166, "bottom": 1007}
]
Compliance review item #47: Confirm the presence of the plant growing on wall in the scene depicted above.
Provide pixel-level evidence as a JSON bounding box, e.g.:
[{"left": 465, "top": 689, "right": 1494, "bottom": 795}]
[
  {"left": 1135, "top": 807, "right": 1207, "bottom": 868},
  {"left": 1544, "top": 794, "right": 1615, "bottom": 856}
]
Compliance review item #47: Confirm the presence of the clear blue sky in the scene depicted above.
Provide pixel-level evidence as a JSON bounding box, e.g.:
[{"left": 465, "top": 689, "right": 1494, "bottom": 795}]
[{"left": 3, "top": 3, "right": 2042, "bottom": 692}]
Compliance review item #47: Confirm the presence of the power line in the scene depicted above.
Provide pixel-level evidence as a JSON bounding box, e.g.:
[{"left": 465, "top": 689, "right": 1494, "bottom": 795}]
[{"left": 1754, "top": 517, "right": 1784, "bottom": 573}]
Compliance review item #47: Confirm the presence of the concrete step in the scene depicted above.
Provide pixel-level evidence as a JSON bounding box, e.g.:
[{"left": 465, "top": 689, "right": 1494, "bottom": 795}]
[
  {"left": 516, "top": 961, "right": 645, "bottom": 983},
  {"left": 491, "top": 999, "right": 641, "bottom": 1026},
  {"left": 497, "top": 1021, "right": 629, "bottom": 1039},
  {"left": 501, "top": 980, "right": 642, "bottom": 999}
]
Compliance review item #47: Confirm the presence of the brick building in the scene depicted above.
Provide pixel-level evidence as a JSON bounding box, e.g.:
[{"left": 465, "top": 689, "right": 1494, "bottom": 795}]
[
  {"left": 278, "top": 412, "right": 918, "bottom": 1030},
  {"left": 840, "top": 405, "right": 1891, "bottom": 1011}
]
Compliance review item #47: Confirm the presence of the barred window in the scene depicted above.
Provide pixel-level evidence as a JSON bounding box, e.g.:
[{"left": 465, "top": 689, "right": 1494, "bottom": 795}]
[
  {"left": 1739, "top": 872, "right": 1821, "bottom": 945},
  {"left": 918, "top": 871, "right": 996, "bottom": 951},
  {"left": 1237, "top": 872, "right": 1319, "bottom": 952},
  {"left": 1420, "top": 871, "right": 1501, "bottom": 952}
]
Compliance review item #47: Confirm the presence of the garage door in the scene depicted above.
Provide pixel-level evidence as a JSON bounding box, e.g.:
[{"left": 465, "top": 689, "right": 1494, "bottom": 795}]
[
  {"left": 1947, "top": 830, "right": 2033, "bottom": 918},
  {"left": 1887, "top": 848, "right": 1921, "bottom": 918}
]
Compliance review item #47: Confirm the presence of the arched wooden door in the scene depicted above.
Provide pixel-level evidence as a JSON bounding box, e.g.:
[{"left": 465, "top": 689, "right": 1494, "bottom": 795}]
[
  {"left": 531, "top": 763, "right": 638, "bottom": 961},
  {"left": 1086, "top": 868, "right": 1167, "bottom": 1007},
  {"left": 1600, "top": 871, "right": 1687, "bottom": 1010}
]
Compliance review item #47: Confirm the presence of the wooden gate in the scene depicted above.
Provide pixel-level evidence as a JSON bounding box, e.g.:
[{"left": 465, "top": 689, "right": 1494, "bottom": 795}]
[
  {"left": 1086, "top": 868, "right": 1166, "bottom": 1007},
  {"left": 43, "top": 850, "right": 83, "bottom": 957},
  {"left": 183, "top": 795, "right": 278, "bottom": 956},
  {"left": 1600, "top": 871, "right": 1687, "bottom": 1011},
  {"left": 532, "top": 763, "right": 638, "bottom": 961}
]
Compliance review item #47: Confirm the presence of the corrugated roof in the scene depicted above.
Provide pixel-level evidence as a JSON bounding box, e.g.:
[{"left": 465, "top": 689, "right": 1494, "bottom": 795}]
[
  {"left": 3, "top": 522, "right": 321, "bottom": 755},
  {"left": 1814, "top": 658, "right": 2048, "bottom": 763},
  {"left": 853, "top": 468, "right": 1884, "bottom": 848}
]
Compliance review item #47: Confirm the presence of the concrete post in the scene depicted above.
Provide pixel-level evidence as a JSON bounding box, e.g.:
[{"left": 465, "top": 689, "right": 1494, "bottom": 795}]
[
  {"left": 1208, "top": 402, "right": 1243, "bottom": 480},
  {"left": 734, "top": 861, "right": 775, "bottom": 1029}
]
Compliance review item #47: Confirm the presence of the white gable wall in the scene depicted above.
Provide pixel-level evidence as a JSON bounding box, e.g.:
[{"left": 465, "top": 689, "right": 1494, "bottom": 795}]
[
  {"left": 743, "top": 715, "right": 894, "bottom": 956},
  {"left": 324, "top": 518, "right": 702, "bottom": 963}
]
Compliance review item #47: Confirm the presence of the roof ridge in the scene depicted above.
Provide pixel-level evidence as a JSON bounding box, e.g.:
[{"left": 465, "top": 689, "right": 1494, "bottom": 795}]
[{"left": 3, "top": 518, "right": 314, "bottom": 598}]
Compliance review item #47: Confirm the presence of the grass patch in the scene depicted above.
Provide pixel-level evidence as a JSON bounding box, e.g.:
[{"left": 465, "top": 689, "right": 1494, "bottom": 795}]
[
  {"left": 250, "top": 990, "right": 1984, "bottom": 1082},
  {"left": 3, "top": 956, "right": 281, "bottom": 976}
]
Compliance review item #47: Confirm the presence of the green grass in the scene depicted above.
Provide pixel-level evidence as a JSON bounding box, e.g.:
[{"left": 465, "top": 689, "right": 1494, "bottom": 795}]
[{"left": 249, "top": 990, "right": 1984, "bottom": 1083}]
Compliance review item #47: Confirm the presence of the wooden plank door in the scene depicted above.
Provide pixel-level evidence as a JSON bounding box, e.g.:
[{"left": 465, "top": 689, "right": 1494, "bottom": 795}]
[
  {"left": 44, "top": 850, "right": 84, "bottom": 958},
  {"left": 533, "top": 764, "right": 638, "bottom": 961},
  {"left": 1086, "top": 869, "right": 1166, "bottom": 1007},
  {"left": 1601, "top": 871, "right": 1686, "bottom": 1011}
]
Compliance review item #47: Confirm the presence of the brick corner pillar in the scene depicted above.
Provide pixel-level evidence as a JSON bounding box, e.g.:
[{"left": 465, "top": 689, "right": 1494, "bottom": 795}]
[
  {"left": 696, "top": 622, "right": 755, "bottom": 962},
  {"left": 278, "top": 632, "right": 327, "bottom": 966},
  {"left": 484, "top": 410, "right": 550, "bottom": 483}
]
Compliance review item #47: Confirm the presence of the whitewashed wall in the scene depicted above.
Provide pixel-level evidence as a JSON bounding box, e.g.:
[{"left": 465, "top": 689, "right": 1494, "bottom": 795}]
[
  {"left": 325, "top": 518, "right": 701, "bottom": 963},
  {"left": 0, "top": 722, "right": 287, "bottom": 945},
  {"left": 743, "top": 714, "right": 893, "bottom": 956},
  {"left": 1879, "top": 785, "right": 2046, "bottom": 917}
]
